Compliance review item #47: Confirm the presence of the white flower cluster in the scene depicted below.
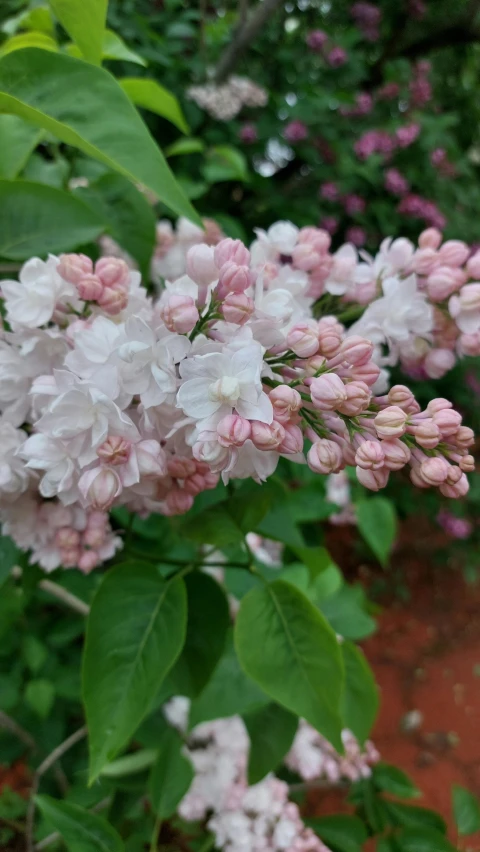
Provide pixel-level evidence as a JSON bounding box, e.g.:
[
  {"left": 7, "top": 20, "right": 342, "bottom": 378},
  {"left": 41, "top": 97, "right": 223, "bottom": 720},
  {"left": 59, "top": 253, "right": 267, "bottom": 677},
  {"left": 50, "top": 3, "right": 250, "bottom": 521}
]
[
  {"left": 188, "top": 76, "right": 268, "bottom": 120},
  {"left": 285, "top": 722, "right": 379, "bottom": 783},
  {"left": 0, "top": 226, "right": 473, "bottom": 572},
  {"left": 164, "top": 698, "right": 331, "bottom": 852}
]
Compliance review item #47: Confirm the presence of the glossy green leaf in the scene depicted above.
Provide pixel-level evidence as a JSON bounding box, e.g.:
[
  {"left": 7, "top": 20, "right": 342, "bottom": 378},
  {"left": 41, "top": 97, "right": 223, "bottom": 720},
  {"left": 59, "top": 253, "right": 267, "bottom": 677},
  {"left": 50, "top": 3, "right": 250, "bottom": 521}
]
[
  {"left": 101, "top": 749, "right": 157, "bottom": 778},
  {"left": 0, "top": 49, "right": 201, "bottom": 223},
  {"left": 0, "top": 180, "right": 104, "bottom": 259},
  {"left": 292, "top": 546, "right": 333, "bottom": 581},
  {"left": 183, "top": 504, "right": 243, "bottom": 548},
  {"left": 307, "top": 814, "right": 367, "bottom": 852},
  {"left": 102, "top": 31, "right": 147, "bottom": 66},
  {"left": 452, "top": 784, "right": 480, "bottom": 835},
  {"left": 166, "top": 137, "right": 205, "bottom": 157},
  {"left": 256, "top": 504, "right": 305, "bottom": 548},
  {"left": 120, "top": 77, "right": 189, "bottom": 134},
  {"left": 149, "top": 727, "right": 193, "bottom": 819},
  {"left": 2, "top": 6, "right": 54, "bottom": 37},
  {"left": 189, "top": 631, "right": 268, "bottom": 728},
  {"left": 35, "top": 795, "right": 124, "bottom": 852},
  {"left": 166, "top": 572, "right": 230, "bottom": 698},
  {"left": 372, "top": 763, "right": 420, "bottom": 799},
  {"left": 0, "top": 31, "right": 57, "bottom": 57},
  {"left": 83, "top": 562, "right": 187, "bottom": 782},
  {"left": 356, "top": 497, "right": 397, "bottom": 567},
  {"left": 235, "top": 581, "right": 344, "bottom": 750},
  {"left": 25, "top": 678, "right": 55, "bottom": 718},
  {"left": 203, "top": 145, "right": 249, "bottom": 183},
  {"left": 0, "top": 534, "right": 21, "bottom": 588},
  {"left": 385, "top": 801, "right": 447, "bottom": 835},
  {"left": 49, "top": 0, "right": 107, "bottom": 65},
  {"left": 75, "top": 172, "right": 156, "bottom": 277},
  {"left": 243, "top": 702, "right": 298, "bottom": 784},
  {"left": 395, "top": 827, "right": 457, "bottom": 851},
  {"left": 341, "top": 642, "right": 378, "bottom": 745},
  {"left": 319, "top": 584, "right": 376, "bottom": 640}
]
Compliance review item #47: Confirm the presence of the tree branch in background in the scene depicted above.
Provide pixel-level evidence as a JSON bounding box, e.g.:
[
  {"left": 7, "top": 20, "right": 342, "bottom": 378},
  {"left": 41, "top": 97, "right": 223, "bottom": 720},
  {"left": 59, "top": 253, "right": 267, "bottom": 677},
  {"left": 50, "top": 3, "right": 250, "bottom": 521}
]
[
  {"left": 214, "top": 0, "right": 285, "bottom": 83},
  {"left": 0, "top": 710, "right": 36, "bottom": 751}
]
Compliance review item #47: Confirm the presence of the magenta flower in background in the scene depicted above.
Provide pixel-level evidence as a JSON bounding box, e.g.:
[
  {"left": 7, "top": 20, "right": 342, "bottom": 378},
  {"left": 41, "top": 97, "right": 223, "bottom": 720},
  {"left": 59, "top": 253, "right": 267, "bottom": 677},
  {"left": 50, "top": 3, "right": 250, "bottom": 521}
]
[
  {"left": 320, "top": 181, "right": 339, "bottom": 202},
  {"left": 327, "top": 46, "right": 348, "bottom": 67},
  {"left": 437, "top": 510, "right": 473, "bottom": 540},
  {"left": 341, "top": 92, "right": 374, "bottom": 117},
  {"left": 395, "top": 123, "right": 421, "bottom": 148},
  {"left": 343, "top": 194, "right": 366, "bottom": 215},
  {"left": 354, "top": 129, "right": 396, "bottom": 160},
  {"left": 345, "top": 226, "right": 367, "bottom": 247},
  {"left": 384, "top": 168, "right": 409, "bottom": 196},
  {"left": 409, "top": 0, "right": 427, "bottom": 19},
  {"left": 306, "top": 29, "right": 328, "bottom": 51},
  {"left": 283, "top": 120, "right": 308, "bottom": 143},
  {"left": 239, "top": 123, "right": 258, "bottom": 144},
  {"left": 398, "top": 193, "right": 446, "bottom": 229},
  {"left": 320, "top": 216, "right": 339, "bottom": 235},
  {"left": 377, "top": 81, "right": 400, "bottom": 100},
  {"left": 351, "top": 1, "right": 382, "bottom": 41}
]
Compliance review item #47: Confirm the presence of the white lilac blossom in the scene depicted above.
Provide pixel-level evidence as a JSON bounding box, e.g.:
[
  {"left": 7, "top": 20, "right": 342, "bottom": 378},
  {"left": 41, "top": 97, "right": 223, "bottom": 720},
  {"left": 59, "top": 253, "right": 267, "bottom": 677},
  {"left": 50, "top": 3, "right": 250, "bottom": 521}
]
[
  {"left": 285, "top": 722, "right": 379, "bottom": 783},
  {"left": 188, "top": 76, "right": 268, "bottom": 121},
  {"left": 0, "top": 233, "right": 473, "bottom": 572}
]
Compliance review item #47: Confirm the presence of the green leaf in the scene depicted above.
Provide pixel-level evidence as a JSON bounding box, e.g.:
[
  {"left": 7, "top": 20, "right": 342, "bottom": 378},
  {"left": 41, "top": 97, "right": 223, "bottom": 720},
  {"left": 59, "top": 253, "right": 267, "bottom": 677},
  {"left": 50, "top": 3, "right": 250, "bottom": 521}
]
[
  {"left": 0, "top": 180, "right": 104, "bottom": 260},
  {"left": 35, "top": 794, "right": 124, "bottom": 852},
  {"left": 341, "top": 642, "right": 378, "bottom": 745},
  {"left": 149, "top": 727, "right": 193, "bottom": 819},
  {"left": 356, "top": 497, "right": 397, "bottom": 567},
  {"left": 312, "top": 564, "right": 343, "bottom": 601},
  {"left": 235, "top": 581, "right": 344, "bottom": 750},
  {"left": 395, "top": 827, "right": 457, "bottom": 852},
  {"left": 319, "top": 585, "right": 376, "bottom": 640},
  {"left": 243, "top": 702, "right": 298, "bottom": 784},
  {"left": 0, "top": 115, "right": 42, "bottom": 179},
  {"left": 166, "top": 571, "right": 230, "bottom": 698},
  {"left": 23, "top": 152, "right": 69, "bottom": 187},
  {"left": 291, "top": 546, "right": 333, "bottom": 581},
  {"left": 0, "top": 534, "right": 21, "bottom": 588},
  {"left": 0, "top": 31, "right": 57, "bottom": 57},
  {"left": 75, "top": 172, "right": 156, "bottom": 277},
  {"left": 2, "top": 6, "right": 54, "bottom": 37},
  {"left": 25, "top": 679, "right": 55, "bottom": 718},
  {"left": 228, "top": 481, "right": 275, "bottom": 533},
  {"left": 101, "top": 748, "right": 157, "bottom": 778},
  {"left": 203, "top": 145, "right": 249, "bottom": 183},
  {"left": 166, "top": 137, "right": 205, "bottom": 157},
  {"left": 385, "top": 802, "right": 447, "bottom": 835},
  {"left": 120, "top": 78, "right": 189, "bottom": 134},
  {"left": 307, "top": 814, "right": 367, "bottom": 852},
  {"left": 102, "top": 31, "right": 147, "bottom": 67},
  {"left": 256, "top": 504, "right": 304, "bottom": 548},
  {"left": 189, "top": 630, "right": 268, "bottom": 728},
  {"left": 372, "top": 763, "right": 420, "bottom": 799},
  {"left": 49, "top": 0, "right": 107, "bottom": 65},
  {"left": 452, "top": 784, "right": 480, "bottom": 836},
  {"left": 83, "top": 562, "right": 187, "bottom": 782},
  {"left": 183, "top": 504, "right": 243, "bottom": 548},
  {"left": 22, "top": 635, "right": 48, "bottom": 674},
  {"left": 0, "top": 49, "right": 200, "bottom": 223}
]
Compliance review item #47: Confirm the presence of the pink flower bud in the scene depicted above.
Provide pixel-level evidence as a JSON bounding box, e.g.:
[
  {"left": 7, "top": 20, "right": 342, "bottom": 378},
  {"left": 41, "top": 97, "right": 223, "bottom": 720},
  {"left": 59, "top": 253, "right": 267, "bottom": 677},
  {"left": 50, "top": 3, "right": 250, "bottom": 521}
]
[
  {"left": 439, "top": 472, "right": 469, "bottom": 498},
  {"left": 136, "top": 440, "right": 168, "bottom": 477},
  {"left": 426, "top": 397, "right": 452, "bottom": 414},
  {"left": 420, "top": 456, "right": 450, "bottom": 486},
  {"left": 97, "top": 435, "right": 131, "bottom": 466},
  {"left": 250, "top": 420, "right": 285, "bottom": 450},
  {"left": 307, "top": 440, "right": 343, "bottom": 474},
  {"left": 98, "top": 286, "right": 128, "bottom": 315},
  {"left": 337, "top": 336, "right": 374, "bottom": 366},
  {"left": 57, "top": 253, "right": 93, "bottom": 284},
  {"left": 355, "top": 440, "right": 385, "bottom": 470},
  {"left": 459, "top": 454, "right": 475, "bottom": 472},
  {"left": 423, "top": 348, "right": 456, "bottom": 379},
  {"left": 432, "top": 408, "right": 462, "bottom": 437},
  {"left": 214, "top": 238, "right": 250, "bottom": 268},
  {"left": 203, "top": 470, "right": 219, "bottom": 490},
  {"left": 269, "top": 385, "right": 302, "bottom": 422},
  {"left": 337, "top": 381, "right": 371, "bottom": 415},
  {"left": 95, "top": 257, "right": 130, "bottom": 290},
  {"left": 298, "top": 226, "right": 331, "bottom": 253},
  {"left": 418, "top": 228, "right": 442, "bottom": 250},
  {"left": 458, "top": 331, "right": 480, "bottom": 356},
  {"left": 55, "top": 528, "right": 81, "bottom": 549},
  {"left": 426, "top": 267, "right": 459, "bottom": 302},
  {"left": 217, "top": 414, "right": 251, "bottom": 447},
  {"left": 168, "top": 456, "right": 197, "bottom": 479},
  {"left": 83, "top": 526, "right": 106, "bottom": 549},
  {"left": 438, "top": 240, "right": 469, "bottom": 268},
  {"left": 160, "top": 294, "right": 199, "bottom": 334},
  {"left": 278, "top": 423, "right": 304, "bottom": 454},
  {"left": 374, "top": 406, "right": 408, "bottom": 438},
  {"left": 186, "top": 244, "right": 218, "bottom": 286},
  {"left": 183, "top": 473, "right": 207, "bottom": 496},
  {"left": 318, "top": 318, "right": 343, "bottom": 357},
  {"left": 287, "top": 323, "right": 319, "bottom": 358},
  {"left": 356, "top": 466, "right": 390, "bottom": 491},
  {"left": 413, "top": 247, "right": 438, "bottom": 275},
  {"left": 466, "top": 251, "right": 480, "bottom": 279},
  {"left": 291, "top": 243, "right": 322, "bottom": 272},
  {"left": 352, "top": 361, "right": 381, "bottom": 388},
  {"left": 310, "top": 374, "right": 347, "bottom": 411},
  {"left": 455, "top": 426, "right": 475, "bottom": 448},
  {"left": 61, "top": 548, "right": 81, "bottom": 568},
  {"left": 303, "top": 355, "right": 327, "bottom": 377},
  {"left": 79, "top": 467, "right": 122, "bottom": 510},
  {"left": 165, "top": 488, "right": 194, "bottom": 515},
  {"left": 86, "top": 510, "right": 108, "bottom": 530},
  {"left": 218, "top": 262, "right": 253, "bottom": 295},
  {"left": 221, "top": 292, "right": 254, "bottom": 325},
  {"left": 76, "top": 273, "right": 104, "bottom": 301},
  {"left": 78, "top": 550, "right": 100, "bottom": 574},
  {"left": 387, "top": 385, "right": 416, "bottom": 411},
  {"left": 413, "top": 419, "right": 440, "bottom": 449},
  {"left": 381, "top": 438, "right": 411, "bottom": 470}
]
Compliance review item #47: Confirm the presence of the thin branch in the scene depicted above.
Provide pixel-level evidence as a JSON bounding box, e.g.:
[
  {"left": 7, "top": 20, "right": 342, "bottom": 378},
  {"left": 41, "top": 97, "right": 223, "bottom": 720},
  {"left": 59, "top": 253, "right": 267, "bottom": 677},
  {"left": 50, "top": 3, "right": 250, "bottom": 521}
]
[
  {"left": 0, "top": 263, "right": 21, "bottom": 274},
  {"left": 214, "top": 0, "right": 285, "bottom": 83},
  {"left": 26, "top": 726, "right": 88, "bottom": 852},
  {"left": 0, "top": 710, "right": 36, "bottom": 751},
  {"left": 38, "top": 579, "right": 90, "bottom": 617}
]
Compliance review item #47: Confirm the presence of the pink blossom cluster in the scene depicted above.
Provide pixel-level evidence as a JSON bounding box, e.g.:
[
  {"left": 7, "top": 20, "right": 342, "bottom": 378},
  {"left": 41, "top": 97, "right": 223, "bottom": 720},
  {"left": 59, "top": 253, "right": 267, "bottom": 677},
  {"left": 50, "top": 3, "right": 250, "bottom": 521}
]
[
  {"left": 354, "top": 123, "right": 420, "bottom": 160},
  {"left": 351, "top": 1, "right": 382, "bottom": 41},
  {"left": 286, "top": 722, "right": 379, "bottom": 783},
  {"left": 163, "top": 698, "right": 330, "bottom": 851},
  {"left": 340, "top": 92, "right": 374, "bottom": 118},
  {"left": 397, "top": 194, "right": 446, "bottom": 230},
  {"left": 188, "top": 76, "right": 268, "bottom": 120},
  {"left": 409, "top": 60, "right": 432, "bottom": 108},
  {"left": 0, "top": 225, "right": 473, "bottom": 571},
  {"left": 436, "top": 509, "right": 473, "bottom": 540},
  {"left": 430, "top": 148, "right": 456, "bottom": 178},
  {"left": 305, "top": 30, "right": 348, "bottom": 66},
  {"left": 151, "top": 216, "right": 224, "bottom": 284}
]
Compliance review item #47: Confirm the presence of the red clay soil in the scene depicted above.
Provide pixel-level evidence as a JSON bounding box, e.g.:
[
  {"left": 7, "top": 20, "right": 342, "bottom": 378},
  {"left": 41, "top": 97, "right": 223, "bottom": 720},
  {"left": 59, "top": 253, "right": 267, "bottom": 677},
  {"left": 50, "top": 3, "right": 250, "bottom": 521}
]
[{"left": 315, "top": 518, "right": 480, "bottom": 850}]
